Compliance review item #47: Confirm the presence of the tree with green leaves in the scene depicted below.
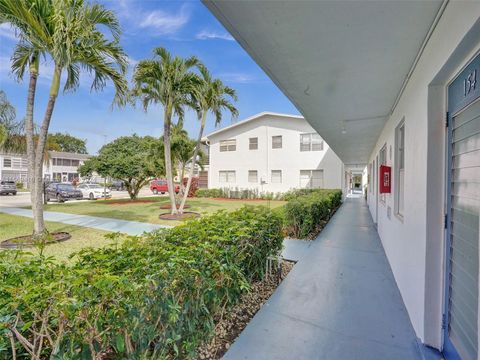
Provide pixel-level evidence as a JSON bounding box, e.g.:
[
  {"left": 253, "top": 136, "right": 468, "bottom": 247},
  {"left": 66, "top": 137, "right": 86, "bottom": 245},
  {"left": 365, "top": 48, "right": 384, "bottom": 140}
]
[
  {"left": 79, "top": 135, "right": 161, "bottom": 200},
  {"left": 48, "top": 132, "right": 87, "bottom": 154},
  {"left": 178, "top": 68, "right": 238, "bottom": 214},
  {"left": 0, "top": 0, "right": 127, "bottom": 238},
  {"left": 0, "top": 90, "right": 24, "bottom": 153},
  {"left": 131, "top": 47, "right": 202, "bottom": 215}
]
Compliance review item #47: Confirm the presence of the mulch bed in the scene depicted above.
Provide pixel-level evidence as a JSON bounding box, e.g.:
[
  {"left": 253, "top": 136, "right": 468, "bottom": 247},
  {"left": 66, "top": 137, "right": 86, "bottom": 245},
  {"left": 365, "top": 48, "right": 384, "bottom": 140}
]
[
  {"left": 196, "top": 260, "right": 295, "bottom": 359},
  {"left": 159, "top": 211, "right": 201, "bottom": 220},
  {"left": 0, "top": 231, "right": 71, "bottom": 249},
  {"left": 159, "top": 204, "right": 191, "bottom": 209},
  {"left": 105, "top": 199, "right": 157, "bottom": 205}
]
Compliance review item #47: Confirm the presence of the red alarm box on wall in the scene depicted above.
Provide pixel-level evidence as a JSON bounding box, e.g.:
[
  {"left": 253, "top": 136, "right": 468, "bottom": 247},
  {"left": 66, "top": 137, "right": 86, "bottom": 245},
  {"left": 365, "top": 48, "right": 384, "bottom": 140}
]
[{"left": 379, "top": 165, "right": 391, "bottom": 194}]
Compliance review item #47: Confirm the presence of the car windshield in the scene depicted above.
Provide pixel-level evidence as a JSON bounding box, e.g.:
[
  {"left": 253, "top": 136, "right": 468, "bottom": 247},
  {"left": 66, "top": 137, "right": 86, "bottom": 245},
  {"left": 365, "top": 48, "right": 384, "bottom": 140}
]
[
  {"left": 89, "top": 184, "right": 102, "bottom": 189},
  {"left": 1, "top": 181, "right": 15, "bottom": 185},
  {"left": 57, "top": 184, "right": 74, "bottom": 191}
]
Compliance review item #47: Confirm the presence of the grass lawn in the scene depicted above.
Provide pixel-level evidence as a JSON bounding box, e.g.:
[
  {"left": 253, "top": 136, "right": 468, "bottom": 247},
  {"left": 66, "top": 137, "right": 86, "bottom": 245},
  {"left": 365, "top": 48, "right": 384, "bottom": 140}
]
[
  {"left": 0, "top": 213, "right": 119, "bottom": 262},
  {"left": 40, "top": 196, "right": 287, "bottom": 226}
]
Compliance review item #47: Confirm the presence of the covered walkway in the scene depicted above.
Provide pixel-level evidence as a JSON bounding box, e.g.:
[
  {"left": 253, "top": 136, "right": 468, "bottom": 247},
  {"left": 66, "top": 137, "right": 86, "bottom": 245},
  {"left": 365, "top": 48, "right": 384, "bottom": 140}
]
[{"left": 224, "top": 196, "right": 431, "bottom": 360}]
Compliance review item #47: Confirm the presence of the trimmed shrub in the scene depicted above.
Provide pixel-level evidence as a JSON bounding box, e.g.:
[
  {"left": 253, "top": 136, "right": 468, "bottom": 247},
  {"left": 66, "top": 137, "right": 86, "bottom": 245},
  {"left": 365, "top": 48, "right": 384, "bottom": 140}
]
[
  {"left": 0, "top": 206, "right": 283, "bottom": 359},
  {"left": 284, "top": 189, "right": 342, "bottom": 238},
  {"left": 196, "top": 188, "right": 225, "bottom": 198}
]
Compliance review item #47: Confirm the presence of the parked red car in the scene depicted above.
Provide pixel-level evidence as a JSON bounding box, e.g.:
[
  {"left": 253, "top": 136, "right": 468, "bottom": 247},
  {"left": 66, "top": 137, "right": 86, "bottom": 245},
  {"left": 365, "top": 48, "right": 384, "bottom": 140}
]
[{"left": 150, "top": 179, "right": 180, "bottom": 195}]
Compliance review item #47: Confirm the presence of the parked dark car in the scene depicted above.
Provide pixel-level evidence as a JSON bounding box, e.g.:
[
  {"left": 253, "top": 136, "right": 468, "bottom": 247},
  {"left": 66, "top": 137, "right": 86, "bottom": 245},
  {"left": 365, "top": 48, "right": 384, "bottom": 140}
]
[
  {"left": 0, "top": 181, "right": 17, "bottom": 195},
  {"left": 150, "top": 179, "right": 180, "bottom": 195},
  {"left": 45, "top": 183, "right": 83, "bottom": 202},
  {"left": 110, "top": 180, "right": 125, "bottom": 191}
]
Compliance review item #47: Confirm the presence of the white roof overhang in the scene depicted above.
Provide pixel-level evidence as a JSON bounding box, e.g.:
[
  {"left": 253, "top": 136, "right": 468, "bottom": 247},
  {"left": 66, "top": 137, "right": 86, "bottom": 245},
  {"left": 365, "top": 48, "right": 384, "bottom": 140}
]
[{"left": 203, "top": 0, "right": 446, "bottom": 166}]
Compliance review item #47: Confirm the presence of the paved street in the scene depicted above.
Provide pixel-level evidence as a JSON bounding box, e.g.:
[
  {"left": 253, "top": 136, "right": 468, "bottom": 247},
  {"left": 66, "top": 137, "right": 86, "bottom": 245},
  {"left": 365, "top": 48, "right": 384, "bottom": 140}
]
[{"left": 0, "top": 187, "right": 160, "bottom": 208}]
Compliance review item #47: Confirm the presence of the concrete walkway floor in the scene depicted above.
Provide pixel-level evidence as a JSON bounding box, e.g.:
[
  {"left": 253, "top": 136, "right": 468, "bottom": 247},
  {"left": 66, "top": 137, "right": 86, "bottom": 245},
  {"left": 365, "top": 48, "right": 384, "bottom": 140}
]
[
  {"left": 224, "top": 197, "right": 427, "bottom": 360},
  {"left": 0, "top": 207, "right": 171, "bottom": 235}
]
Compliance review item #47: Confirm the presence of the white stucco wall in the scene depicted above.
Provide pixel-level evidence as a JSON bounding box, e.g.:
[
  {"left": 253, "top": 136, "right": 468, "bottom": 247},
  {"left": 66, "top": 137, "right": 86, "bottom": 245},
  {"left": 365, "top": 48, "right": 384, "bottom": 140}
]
[
  {"left": 207, "top": 114, "right": 343, "bottom": 193},
  {"left": 366, "top": 2, "right": 480, "bottom": 348}
]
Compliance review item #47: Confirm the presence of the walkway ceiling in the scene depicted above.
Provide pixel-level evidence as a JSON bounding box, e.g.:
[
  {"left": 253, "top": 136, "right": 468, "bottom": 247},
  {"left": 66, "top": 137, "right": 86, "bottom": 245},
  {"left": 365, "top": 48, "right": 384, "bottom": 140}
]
[{"left": 203, "top": 0, "right": 444, "bottom": 166}]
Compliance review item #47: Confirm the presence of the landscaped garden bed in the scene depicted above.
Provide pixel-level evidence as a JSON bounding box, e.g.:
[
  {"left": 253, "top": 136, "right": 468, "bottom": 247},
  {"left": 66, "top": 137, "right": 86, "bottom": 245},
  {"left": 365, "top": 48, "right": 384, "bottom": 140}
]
[
  {"left": 0, "top": 231, "right": 71, "bottom": 249},
  {"left": 196, "top": 260, "right": 294, "bottom": 359},
  {"left": 0, "top": 206, "right": 284, "bottom": 359}
]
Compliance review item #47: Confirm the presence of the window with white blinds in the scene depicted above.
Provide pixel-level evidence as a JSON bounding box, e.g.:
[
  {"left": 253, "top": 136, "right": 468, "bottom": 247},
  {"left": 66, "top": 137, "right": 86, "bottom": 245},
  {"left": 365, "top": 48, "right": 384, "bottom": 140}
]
[
  {"left": 248, "top": 170, "right": 258, "bottom": 183},
  {"left": 272, "top": 136, "right": 282, "bottom": 149},
  {"left": 379, "top": 145, "right": 387, "bottom": 204},
  {"left": 219, "top": 139, "right": 236, "bottom": 152},
  {"left": 219, "top": 170, "right": 235, "bottom": 183},
  {"left": 271, "top": 170, "right": 282, "bottom": 183},
  {"left": 395, "top": 121, "right": 405, "bottom": 217},
  {"left": 300, "top": 133, "right": 323, "bottom": 151},
  {"left": 300, "top": 169, "right": 324, "bottom": 189}
]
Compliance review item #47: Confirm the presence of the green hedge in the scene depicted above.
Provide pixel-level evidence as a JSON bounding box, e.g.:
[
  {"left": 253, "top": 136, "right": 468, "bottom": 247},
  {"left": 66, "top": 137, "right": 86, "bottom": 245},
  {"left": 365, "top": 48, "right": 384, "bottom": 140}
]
[
  {"left": 283, "top": 189, "right": 342, "bottom": 238},
  {"left": 0, "top": 206, "right": 283, "bottom": 359}
]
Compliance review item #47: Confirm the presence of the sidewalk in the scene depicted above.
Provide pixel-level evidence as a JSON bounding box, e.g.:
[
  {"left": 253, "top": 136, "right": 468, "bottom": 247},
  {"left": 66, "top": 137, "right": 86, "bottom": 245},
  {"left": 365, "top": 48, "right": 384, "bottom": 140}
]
[
  {"left": 0, "top": 207, "right": 171, "bottom": 235},
  {"left": 223, "top": 196, "right": 428, "bottom": 360}
]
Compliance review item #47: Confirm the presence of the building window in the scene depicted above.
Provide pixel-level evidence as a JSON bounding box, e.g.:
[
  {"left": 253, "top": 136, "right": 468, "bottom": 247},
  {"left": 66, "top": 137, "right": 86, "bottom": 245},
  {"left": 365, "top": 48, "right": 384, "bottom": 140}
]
[
  {"left": 249, "top": 137, "right": 258, "bottom": 150},
  {"left": 219, "top": 139, "right": 236, "bottom": 152},
  {"left": 219, "top": 170, "right": 236, "bottom": 183},
  {"left": 3, "top": 158, "right": 11, "bottom": 168},
  {"left": 271, "top": 170, "right": 282, "bottom": 183},
  {"left": 71, "top": 160, "right": 79, "bottom": 167},
  {"left": 248, "top": 170, "right": 258, "bottom": 183},
  {"left": 379, "top": 145, "right": 387, "bottom": 204},
  {"left": 53, "top": 172, "right": 62, "bottom": 182},
  {"left": 395, "top": 121, "right": 405, "bottom": 217},
  {"left": 300, "top": 169, "right": 324, "bottom": 188},
  {"left": 300, "top": 133, "right": 323, "bottom": 151},
  {"left": 272, "top": 136, "right": 282, "bottom": 149}
]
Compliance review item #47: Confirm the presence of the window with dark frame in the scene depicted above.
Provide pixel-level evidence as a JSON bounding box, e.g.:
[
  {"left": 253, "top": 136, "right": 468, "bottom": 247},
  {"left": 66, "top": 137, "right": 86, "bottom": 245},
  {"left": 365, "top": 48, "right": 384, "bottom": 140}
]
[
  {"left": 249, "top": 137, "right": 258, "bottom": 150},
  {"left": 3, "top": 158, "right": 11, "bottom": 167}
]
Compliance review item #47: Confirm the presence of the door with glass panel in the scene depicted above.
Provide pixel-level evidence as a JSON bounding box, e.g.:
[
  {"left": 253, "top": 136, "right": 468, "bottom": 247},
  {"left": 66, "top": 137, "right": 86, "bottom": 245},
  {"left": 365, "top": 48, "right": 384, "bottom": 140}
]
[{"left": 444, "top": 54, "right": 480, "bottom": 360}]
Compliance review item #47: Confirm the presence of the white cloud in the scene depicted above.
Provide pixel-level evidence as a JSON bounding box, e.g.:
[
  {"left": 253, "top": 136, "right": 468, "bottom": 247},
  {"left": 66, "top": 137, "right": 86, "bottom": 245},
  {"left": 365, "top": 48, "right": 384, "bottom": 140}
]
[
  {"left": 139, "top": 4, "right": 190, "bottom": 34},
  {"left": 0, "top": 24, "right": 18, "bottom": 41},
  {"left": 218, "top": 72, "right": 258, "bottom": 84},
  {"left": 196, "top": 30, "right": 234, "bottom": 41}
]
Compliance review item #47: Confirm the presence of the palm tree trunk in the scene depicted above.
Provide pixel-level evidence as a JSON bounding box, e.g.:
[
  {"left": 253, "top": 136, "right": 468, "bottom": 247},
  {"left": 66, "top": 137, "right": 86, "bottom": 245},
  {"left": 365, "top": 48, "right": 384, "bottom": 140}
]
[
  {"left": 25, "top": 57, "right": 40, "bottom": 235},
  {"left": 179, "top": 111, "right": 206, "bottom": 214},
  {"left": 163, "top": 108, "right": 178, "bottom": 215},
  {"left": 32, "top": 65, "right": 61, "bottom": 237}
]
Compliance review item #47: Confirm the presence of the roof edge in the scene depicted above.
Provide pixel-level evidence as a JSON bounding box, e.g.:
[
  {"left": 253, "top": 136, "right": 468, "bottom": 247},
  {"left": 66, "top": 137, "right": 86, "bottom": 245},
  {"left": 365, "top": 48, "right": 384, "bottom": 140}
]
[{"left": 204, "top": 111, "right": 303, "bottom": 139}]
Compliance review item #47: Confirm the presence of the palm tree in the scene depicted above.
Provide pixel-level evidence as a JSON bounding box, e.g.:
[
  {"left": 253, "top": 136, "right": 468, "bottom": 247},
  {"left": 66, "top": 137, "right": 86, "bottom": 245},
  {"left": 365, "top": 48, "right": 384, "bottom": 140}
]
[
  {"left": 132, "top": 47, "right": 202, "bottom": 215},
  {"left": 0, "top": 90, "right": 24, "bottom": 153},
  {"left": 178, "top": 67, "right": 238, "bottom": 214},
  {"left": 0, "top": 0, "right": 128, "bottom": 237}
]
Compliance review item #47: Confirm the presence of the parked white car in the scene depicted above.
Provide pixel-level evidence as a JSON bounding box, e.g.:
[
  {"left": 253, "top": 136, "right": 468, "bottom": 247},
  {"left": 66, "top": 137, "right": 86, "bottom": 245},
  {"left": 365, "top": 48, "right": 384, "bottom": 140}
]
[{"left": 77, "top": 183, "right": 111, "bottom": 200}]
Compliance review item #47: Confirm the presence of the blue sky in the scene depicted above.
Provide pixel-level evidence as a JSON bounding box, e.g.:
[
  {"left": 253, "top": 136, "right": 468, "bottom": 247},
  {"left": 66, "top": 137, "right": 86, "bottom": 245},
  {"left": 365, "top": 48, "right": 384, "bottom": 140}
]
[{"left": 0, "top": 0, "right": 298, "bottom": 154}]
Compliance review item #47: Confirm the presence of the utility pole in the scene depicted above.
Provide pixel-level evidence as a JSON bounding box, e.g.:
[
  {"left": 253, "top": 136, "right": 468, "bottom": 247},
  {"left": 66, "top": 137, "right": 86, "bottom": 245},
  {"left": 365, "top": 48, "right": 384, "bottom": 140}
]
[{"left": 103, "top": 134, "right": 107, "bottom": 200}]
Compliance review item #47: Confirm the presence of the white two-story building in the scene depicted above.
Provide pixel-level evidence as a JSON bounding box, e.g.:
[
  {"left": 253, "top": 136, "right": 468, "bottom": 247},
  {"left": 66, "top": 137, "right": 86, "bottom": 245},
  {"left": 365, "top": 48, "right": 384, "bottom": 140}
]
[
  {"left": 204, "top": 112, "right": 344, "bottom": 193},
  {"left": 0, "top": 151, "right": 90, "bottom": 186}
]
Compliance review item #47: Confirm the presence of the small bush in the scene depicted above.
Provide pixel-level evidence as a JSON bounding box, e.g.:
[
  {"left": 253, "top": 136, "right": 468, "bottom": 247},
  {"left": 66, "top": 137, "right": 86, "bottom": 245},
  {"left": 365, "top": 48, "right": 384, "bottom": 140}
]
[
  {"left": 284, "top": 189, "right": 342, "bottom": 238},
  {"left": 15, "top": 182, "right": 23, "bottom": 189},
  {"left": 196, "top": 188, "right": 225, "bottom": 198},
  {"left": 0, "top": 206, "right": 283, "bottom": 359}
]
